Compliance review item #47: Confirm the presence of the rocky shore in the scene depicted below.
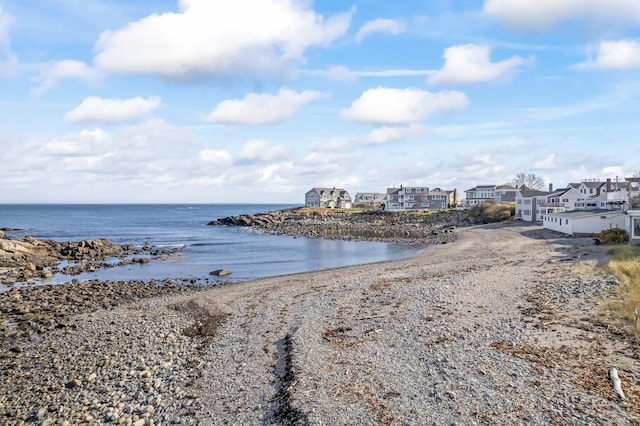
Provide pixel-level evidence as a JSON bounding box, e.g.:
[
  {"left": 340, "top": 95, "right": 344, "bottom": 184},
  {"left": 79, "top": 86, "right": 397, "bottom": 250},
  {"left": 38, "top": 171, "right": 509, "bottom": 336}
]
[
  {"left": 1, "top": 220, "right": 639, "bottom": 425},
  {"left": 0, "top": 229, "right": 178, "bottom": 286},
  {"left": 207, "top": 208, "right": 475, "bottom": 245}
]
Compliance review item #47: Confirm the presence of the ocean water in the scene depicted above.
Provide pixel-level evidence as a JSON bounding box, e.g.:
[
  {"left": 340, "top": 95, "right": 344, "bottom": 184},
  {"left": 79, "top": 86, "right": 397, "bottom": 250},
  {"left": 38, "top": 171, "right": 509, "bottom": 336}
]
[{"left": 0, "top": 204, "right": 426, "bottom": 286}]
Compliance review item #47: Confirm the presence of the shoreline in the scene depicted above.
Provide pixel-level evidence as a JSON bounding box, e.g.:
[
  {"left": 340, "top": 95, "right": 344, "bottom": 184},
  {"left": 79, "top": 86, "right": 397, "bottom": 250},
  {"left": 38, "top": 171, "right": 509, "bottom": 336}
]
[{"left": 1, "top": 223, "right": 639, "bottom": 424}]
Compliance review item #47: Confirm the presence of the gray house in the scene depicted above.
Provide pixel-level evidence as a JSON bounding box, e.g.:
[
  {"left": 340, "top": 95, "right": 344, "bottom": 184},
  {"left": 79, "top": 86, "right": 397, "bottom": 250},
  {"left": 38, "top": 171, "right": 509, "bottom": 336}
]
[
  {"left": 353, "top": 192, "right": 385, "bottom": 206},
  {"left": 305, "top": 187, "right": 352, "bottom": 208}
]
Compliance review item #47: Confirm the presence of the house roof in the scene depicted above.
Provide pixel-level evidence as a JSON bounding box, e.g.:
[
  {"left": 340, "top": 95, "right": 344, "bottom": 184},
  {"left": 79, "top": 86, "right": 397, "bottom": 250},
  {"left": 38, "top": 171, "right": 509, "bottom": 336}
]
[
  {"left": 519, "top": 189, "right": 550, "bottom": 197},
  {"left": 353, "top": 192, "right": 384, "bottom": 200},
  {"left": 545, "top": 209, "right": 624, "bottom": 219},
  {"left": 306, "top": 187, "right": 351, "bottom": 198},
  {"left": 580, "top": 181, "right": 605, "bottom": 189},
  {"left": 465, "top": 184, "right": 496, "bottom": 191},
  {"left": 547, "top": 187, "right": 574, "bottom": 197}
]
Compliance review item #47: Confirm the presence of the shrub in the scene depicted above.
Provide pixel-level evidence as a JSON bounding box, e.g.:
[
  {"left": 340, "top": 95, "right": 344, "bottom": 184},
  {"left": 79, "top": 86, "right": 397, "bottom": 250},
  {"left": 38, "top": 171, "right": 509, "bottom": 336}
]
[
  {"left": 468, "top": 201, "right": 512, "bottom": 223},
  {"left": 598, "top": 228, "right": 629, "bottom": 245}
]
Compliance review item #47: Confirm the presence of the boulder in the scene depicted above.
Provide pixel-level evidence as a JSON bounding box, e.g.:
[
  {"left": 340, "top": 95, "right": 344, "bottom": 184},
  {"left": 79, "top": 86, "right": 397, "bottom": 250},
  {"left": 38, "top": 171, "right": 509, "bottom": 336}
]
[{"left": 210, "top": 269, "right": 232, "bottom": 276}]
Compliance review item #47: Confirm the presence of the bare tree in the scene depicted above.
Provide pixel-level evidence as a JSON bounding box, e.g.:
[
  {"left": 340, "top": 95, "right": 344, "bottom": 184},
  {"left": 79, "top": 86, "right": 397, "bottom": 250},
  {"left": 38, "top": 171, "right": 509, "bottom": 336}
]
[{"left": 512, "top": 173, "right": 545, "bottom": 190}]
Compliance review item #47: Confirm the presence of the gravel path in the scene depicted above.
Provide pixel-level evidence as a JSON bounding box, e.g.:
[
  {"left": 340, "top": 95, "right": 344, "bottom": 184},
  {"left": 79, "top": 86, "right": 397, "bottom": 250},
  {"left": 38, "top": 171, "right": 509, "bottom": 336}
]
[{"left": 1, "top": 224, "right": 638, "bottom": 425}]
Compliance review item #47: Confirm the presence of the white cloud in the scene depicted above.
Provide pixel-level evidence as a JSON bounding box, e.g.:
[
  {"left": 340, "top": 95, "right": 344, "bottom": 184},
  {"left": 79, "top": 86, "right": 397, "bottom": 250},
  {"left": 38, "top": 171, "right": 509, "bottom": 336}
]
[
  {"left": 364, "top": 124, "right": 428, "bottom": 145},
  {"left": 601, "top": 165, "right": 625, "bottom": 179},
  {"left": 235, "top": 139, "right": 290, "bottom": 164},
  {"left": 482, "top": 0, "right": 640, "bottom": 30},
  {"left": 356, "top": 69, "right": 435, "bottom": 77},
  {"left": 306, "top": 66, "right": 435, "bottom": 80},
  {"left": 41, "top": 128, "right": 110, "bottom": 157},
  {"left": 428, "top": 44, "right": 529, "bottom": 86},
  {"left": 94, "top": 0, "right": 353, "bottom": 81},
  {"left": 460, "top": 153, "right": 505, "bottom": 177},
  {"left": 64, "top": 96, "right": 162, "bottom": 124},
  {"left": 304, "top": 65, "right": 358, "bottom": 81},
  {"left": 32, "top": 60, "right": 102, "bottom": 97},
  {"left": 341, "top": 87, "right": 468, "bottom": 124},
  {"left": 583, "top": 40, "right": 640, "bottom": 69},
  {"left": 533, "top": 153, "right": 557, "bottom": 169},
  {"left": 206, "top": 88, "right": 327, "bottom": 125},
  {"left": 199, "top": 149, "right": 233, "bottom": 164},
  {"left": 355, "top": 18, "right": 404, "bottom": 43}
]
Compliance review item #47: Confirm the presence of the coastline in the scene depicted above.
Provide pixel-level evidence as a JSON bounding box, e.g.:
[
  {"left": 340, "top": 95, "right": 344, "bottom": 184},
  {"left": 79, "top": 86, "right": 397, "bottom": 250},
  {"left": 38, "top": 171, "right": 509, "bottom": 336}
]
[{"left": 1, "top": 223, "right": 639, "bottom": 424}]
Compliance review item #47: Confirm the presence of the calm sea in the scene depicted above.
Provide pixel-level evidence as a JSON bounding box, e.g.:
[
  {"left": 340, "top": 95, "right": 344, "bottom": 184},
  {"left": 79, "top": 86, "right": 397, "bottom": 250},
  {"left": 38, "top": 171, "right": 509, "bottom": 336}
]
[{"left": 0, "top": 204, "right": 425, "bottom": 287}]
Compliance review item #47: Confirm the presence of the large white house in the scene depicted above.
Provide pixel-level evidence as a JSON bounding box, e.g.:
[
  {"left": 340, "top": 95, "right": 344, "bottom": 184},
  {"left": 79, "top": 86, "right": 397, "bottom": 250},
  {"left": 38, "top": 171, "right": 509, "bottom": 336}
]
[{"left": 542, "top": 177, "right": 640, "bottom": 241}]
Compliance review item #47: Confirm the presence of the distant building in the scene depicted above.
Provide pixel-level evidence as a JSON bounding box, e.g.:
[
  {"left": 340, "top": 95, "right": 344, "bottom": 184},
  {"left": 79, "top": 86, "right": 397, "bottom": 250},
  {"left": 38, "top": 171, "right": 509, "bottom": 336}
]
[
  {"left": 305, "top": 187, "right": 352, "bottom": 208},
  {"left": 461, "top": 184, "right": 519, "bottom": 209},
  {"left": 515, "top": 189, "right": 551, "bottom": 222},
  {"left": 353, "top": 192, "right": 386, "bottom": 206},
  {"left": 384, "top": 185, "right": 454, "bottom": 211}
]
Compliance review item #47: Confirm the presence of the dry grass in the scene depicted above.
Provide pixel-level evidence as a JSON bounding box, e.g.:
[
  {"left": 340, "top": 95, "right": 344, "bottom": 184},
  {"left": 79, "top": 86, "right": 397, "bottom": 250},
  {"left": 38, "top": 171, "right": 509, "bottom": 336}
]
[
  {"left": 603, "top": 245, "right": 640, "bottom": 333},
  {"left": 572, "top": 259, "right": 600, "bottom": 276}
]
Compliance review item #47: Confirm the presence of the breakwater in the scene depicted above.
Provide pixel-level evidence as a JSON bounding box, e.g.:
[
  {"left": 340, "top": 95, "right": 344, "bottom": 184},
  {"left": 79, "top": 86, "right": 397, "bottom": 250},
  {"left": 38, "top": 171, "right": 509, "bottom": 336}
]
[{"left": 209, "top": 208, "right": 476, "bottom": 245}]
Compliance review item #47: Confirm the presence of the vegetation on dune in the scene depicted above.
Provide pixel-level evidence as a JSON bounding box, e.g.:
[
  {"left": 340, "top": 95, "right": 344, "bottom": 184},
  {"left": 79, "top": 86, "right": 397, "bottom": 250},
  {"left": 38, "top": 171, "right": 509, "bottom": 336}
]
[
  {"left": 597, "top": 228, "right": 629, "bottom": 245},
  {"left": 468, "top": 201, "right": 514, "bottom": 223},
  {"left": 602, "top": 244, "right": 640, "bottom": 334}
]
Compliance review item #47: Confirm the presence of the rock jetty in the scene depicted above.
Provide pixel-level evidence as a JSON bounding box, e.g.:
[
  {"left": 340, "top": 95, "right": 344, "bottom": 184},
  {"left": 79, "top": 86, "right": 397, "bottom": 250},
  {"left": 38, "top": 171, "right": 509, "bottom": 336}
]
[{"left": 208, "top": 208, "right": 478, "bottom": 245}]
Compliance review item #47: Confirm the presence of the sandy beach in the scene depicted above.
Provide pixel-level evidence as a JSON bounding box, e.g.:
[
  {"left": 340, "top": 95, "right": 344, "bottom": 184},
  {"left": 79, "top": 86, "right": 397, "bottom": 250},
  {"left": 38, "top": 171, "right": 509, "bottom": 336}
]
[{"left": 1, "top": 223, "right": 639, "bottom": 425}]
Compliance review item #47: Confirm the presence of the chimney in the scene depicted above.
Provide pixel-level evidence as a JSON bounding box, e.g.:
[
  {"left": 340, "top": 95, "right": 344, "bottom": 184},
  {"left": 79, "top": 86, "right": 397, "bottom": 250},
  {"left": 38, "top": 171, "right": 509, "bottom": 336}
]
[
  {"left": 606, "top": 178, "right": 611, "bottom": 192},
  {"left": 549, "top": 183, "right": 553, "bottom": 192}
]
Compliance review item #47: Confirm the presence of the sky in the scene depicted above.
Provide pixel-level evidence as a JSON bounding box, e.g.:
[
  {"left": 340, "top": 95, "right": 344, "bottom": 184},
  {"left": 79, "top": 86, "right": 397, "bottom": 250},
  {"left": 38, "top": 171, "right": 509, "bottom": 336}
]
[{"left": 1, "top": 0, "right": 640, "bottom": 204}]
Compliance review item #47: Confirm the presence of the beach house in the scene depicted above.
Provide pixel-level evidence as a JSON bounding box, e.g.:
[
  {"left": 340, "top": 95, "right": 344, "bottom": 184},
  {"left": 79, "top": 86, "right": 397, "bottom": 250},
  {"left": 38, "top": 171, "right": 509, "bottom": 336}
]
[
  {"left": 460, "top": 184, "right": 518, "bottom": 210},
  {"left": 305, "top": 187, "right": 352, "bottom": 208},
  {"left": 384, "top": 186, "right": 454, "bottom": 211},
  {"left": 353, "top": 192, "right": 386, "bottom": 207},
  {"left": 542, "top": 178, "right": 639, "bottom": 239}
]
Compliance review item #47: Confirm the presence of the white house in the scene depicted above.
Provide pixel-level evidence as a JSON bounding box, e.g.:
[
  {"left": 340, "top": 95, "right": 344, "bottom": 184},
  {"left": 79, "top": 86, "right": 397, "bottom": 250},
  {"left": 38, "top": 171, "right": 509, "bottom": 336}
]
[
  {"left": 624, "top": 177, "right": 640, "bottom": 244},
  {"left": 545, "top": 187, "right": 583, "bottom": 214},
  {"left": 543, "top": 177, "right": 640, "bottom": 240},
  {"left": 542, "top": 210, "right": 626, "bottom": 235}
]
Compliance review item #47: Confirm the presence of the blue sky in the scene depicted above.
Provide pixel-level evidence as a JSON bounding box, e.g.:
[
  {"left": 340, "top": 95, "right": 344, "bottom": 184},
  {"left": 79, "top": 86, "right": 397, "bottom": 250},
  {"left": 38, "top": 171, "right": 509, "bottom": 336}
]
[{"left": 1, "top": 0, "right": 640, "bottom": 203}]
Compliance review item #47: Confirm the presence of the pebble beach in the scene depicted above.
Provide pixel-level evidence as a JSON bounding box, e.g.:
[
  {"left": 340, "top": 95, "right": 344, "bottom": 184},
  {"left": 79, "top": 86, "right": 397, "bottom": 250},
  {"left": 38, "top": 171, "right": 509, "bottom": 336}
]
[{"left": 1, "top": 223, "right": 639, "bottom": 425}]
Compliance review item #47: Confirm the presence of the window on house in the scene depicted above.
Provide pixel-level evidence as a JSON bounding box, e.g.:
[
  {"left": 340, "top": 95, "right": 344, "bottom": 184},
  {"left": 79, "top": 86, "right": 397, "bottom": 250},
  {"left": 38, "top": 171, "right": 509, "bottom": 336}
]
[{"left": 634, "top": 218, "right": 640, "bottom": 238}]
